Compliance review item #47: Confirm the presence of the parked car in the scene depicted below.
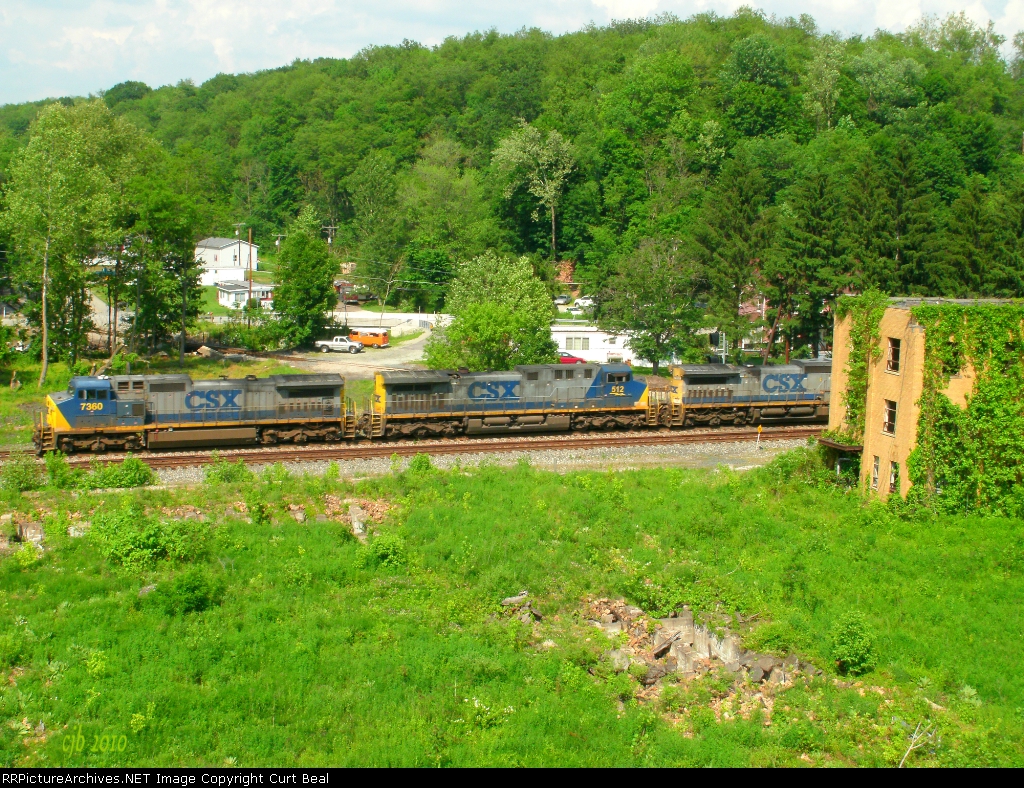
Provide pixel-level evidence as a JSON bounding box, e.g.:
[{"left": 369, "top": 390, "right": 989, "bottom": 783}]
[
  {"left": 559, "top": 351, "right": 586, "bottom": 364},
  {"left": 349, "top": 329, "right": 390, "bottom": 348},
  {"left": 566, "top": 306, "right": 585, "bottom": 316},
  {"left": 314, "top": 336, "right": 363, "bottom": 354},
  {"left": 575, "top": 296, "right": 595, "bottom": 308},
  {"left": 553, "top": 294, "right": 571, "bottom": 305}
]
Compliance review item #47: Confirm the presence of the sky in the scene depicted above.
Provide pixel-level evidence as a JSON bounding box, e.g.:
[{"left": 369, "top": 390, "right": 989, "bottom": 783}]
[{"left": 2, "top": 0, "right": 1024, "bottom": 105}]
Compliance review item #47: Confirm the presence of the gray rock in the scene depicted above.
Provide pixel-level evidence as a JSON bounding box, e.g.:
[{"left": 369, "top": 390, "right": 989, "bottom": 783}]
[
  {"left": 669, "top": 641, "right": 696, "bottom": 673},
  {"left": 315, "top": 514, "right": 329, "bottom": 523},
  {"left": 652, "top": 630, "right": 679, "bottom": 658},
  {"left": 500, "top": 590, "right": 529, "bottom": 607},
  {"left": 606, "top": 649, "right": 630, "bottom": 673},
  {"left": 0, "top": 513, "right": 13, "bottom": 526},
  {"left": 724, "top": 661, "right": 741, "bottom": 673},
  {"left": 739, "top": 652, "right": 758, "bottom": 668},
  {"left": 623, "top": 605, "right": 644, "bottom": 618},
  {"left": 518, "top": 611, "right": 533, "bottom": 624},
  {"left": 748, "top": 666, "right": 765, "bottom": 683},
  {"left": 67, "top": 523, "right": 90, "bottom": 538},
  {"left": 769, "top": 667, "right": 788, "bottom": 684},
  {"left": 349, "top": 504, "right": 368, "bottom": 543},
  {"left": 783, "top": 654, "right": 799, "bottom": 669},
  {"left": 17, "top": 522, "right": 43, "bottom": 545},
  {"left": 598, "top": 621, "right": 622, "bottom": 637},
  {"left": 757, "top": 655, "right": 777, "bottom": 673},
  {"left": 138, "top": 584, "right": 157, "bottom": 597},
  {"left": 600, "top": 612, "right": 617, "bottom": 623},
  {"left": 292, "top": 510, "right": 306, "bottom": 523}
]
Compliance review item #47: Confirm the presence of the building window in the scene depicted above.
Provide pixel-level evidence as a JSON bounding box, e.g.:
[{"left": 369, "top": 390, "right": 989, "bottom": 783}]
[
  {"left": 582, "top": 337, "right": 590, "bottom": 351},
  {"left": 883, "top": 399, "right": 897, "bottom": 435},
  {"left": 887, "top": 338, "right": 901, "bottom": 373},
  {"left": 871, "top": 456, "right": 880, "bottom": 489},
  {"left": 607, "top": 337, "right": 616, "bottom": 345},
  {"left": 565, "top": 337, "right": 591, "bottom": 351},
  {"left": 889, "top": 461, "right": 900, "bottom": 494}
]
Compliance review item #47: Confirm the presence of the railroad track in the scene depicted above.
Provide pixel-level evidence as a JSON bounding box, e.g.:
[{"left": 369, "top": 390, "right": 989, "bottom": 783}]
[{"left": 0, "top": 426, "right": 822, "bottom": 470}]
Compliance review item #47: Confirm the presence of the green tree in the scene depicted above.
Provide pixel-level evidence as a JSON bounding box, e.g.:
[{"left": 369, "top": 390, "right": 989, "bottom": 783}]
[
  {"left": 275, "top": 206, "right": 337, "bottom": 346},
  {"left": 492, "top": 120, "right": 576, "bottom": 260},
  {"left": 2, "top": 103, "right": 112, "bottom": 384},
  {"left": 425, "top": 250, "right": 556, "bottom": 370},
  {"left": 802, "top": 37, "right": 844, "bottom": 131},
  {"left": 347, "top": 151, "right": 405, "bottom": 307},
  {"left": 599, "top": 238, "right": 706, "bottom": 375}
]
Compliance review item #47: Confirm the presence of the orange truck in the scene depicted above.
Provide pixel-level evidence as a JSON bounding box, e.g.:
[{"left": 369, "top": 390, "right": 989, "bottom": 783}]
[{"left": 349, "top": 328, "right": 390, "bottom": 348}]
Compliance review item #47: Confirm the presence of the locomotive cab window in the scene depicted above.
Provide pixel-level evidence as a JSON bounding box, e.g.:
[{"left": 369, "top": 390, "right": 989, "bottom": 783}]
[
  {"left": 97, "top": 390, "right": 107, "bottom": 400},
  {"left": 607, "top": 373, "right": 630, "bottom": 384},
  {"left": 77, "top": 390, "right": 85, "bottom": 399},
  {"left": 280, "top": 387, "right": 337, "bottom": 399}
]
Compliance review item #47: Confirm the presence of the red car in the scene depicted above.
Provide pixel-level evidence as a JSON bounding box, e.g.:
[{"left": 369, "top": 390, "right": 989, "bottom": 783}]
[{"left": 559, "top": 351, "right": 586, "bottom": 364}]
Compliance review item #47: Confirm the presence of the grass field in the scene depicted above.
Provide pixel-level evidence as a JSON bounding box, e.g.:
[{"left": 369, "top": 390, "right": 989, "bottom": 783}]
[{"left": 1, "top": 450, "right": 1022, "bottom": 766}]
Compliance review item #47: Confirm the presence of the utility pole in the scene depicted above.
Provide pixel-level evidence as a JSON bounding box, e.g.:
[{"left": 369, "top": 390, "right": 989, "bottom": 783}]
[
  {"left": 322, "top": 225, "right": 339, "bottom": 325},
  {"left": 247, "top": 227, "right": 254, "bottom": 326}
]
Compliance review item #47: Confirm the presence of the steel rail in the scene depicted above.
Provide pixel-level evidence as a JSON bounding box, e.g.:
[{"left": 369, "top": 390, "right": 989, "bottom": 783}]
[{"left": 4, "top": 426, "right": 821, "bottom": 470}]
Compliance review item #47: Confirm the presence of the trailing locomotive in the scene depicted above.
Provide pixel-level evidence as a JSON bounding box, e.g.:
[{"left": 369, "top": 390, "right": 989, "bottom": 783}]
[
  {"left": 368, "top": 363, "right": 649, "bottom": 438},
  {"left": 32, "top": 359, "right": 830, "bottom": 453},
  {"left": 34, "top": 373, "right": 354, "bottom": 453}
]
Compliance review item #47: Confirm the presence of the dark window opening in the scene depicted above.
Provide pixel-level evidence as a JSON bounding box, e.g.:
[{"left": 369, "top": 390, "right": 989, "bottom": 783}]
[
  {"left": 584, "top": 369, "right": 593, "bottom": 379},
  {"left": 77, "top": 390, "right": 85, "bottom": 400},
  {"left": 686, "top": 376, "right": 729, "bottom": 385},
  {"left": 526, "top": 372, "right": 539, "bottom": 381},
  {"left": 883, "top": 400, "right": 897, "bottom": 435},
  {"left": 86, "top": 389, "right": 96, "bottom": 400},
  {"left": 554, "top": 370, "right": 564, "bottom": 380},
  {"left": 97, "top": 390, "right": 107, "bottom": 400},
  {"left": 131, "top": 403, "right": 145, "bottom": 417},
  {"left": 608, "top": 373, "right": 630, "bottom": 384},
  {"left": 116, "top": 381, "right": 129, "bottom": 393},
  {"left": 871, "top": 456, "right": 880, "bottom": 489},
  {"left": 281, "top": 387, "right": 338, "bottom": 399},
  {"left": 565, "top": 369, "right": 574, "bottom": 380},
  {"left": 889, "top": 461, "right": 900, "bottom": 494},
  {"left": 887, "top": 338, "right": 901, "bottom": 373},
  {"left": 132, "top": 381, "right": 144, "bottom": 392},
  {"left": 388, "top": 384, "right": 432, "bottom": 395},
  {"left": 149, "top": 382, "right": 187, "bottom": 393}
]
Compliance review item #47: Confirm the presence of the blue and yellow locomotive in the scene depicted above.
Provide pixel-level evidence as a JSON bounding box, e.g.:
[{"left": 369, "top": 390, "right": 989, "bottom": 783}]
[
  {"left": 34, "top": 373, "right": 353, "bottom": 453},
  {"left": 367, "top": 363, "right": 650, "bottom": 438}
]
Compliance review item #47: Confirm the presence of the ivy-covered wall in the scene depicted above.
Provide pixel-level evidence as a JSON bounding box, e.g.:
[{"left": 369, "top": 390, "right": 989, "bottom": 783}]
[
  {"left": 907, "top": 302, "right": 1024, "bottom": 515},
  {"left": 831, "top": 294, "right": 1024, "bottom": 514}
]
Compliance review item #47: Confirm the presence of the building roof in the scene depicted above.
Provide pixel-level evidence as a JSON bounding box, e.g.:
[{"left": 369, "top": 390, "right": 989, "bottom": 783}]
[
  {"left": 886, "top": 297, "right": 1019, "bottom": 309},
  {"left": 215, "top": 281, "right": 275, "bottom": 293},
  {"left": 196, "top": 237, "right": 258, "bottom": 250}
]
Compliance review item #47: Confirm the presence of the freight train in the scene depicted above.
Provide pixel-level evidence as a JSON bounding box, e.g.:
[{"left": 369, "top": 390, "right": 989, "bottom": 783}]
[{"left": 33, "top": 360, "right": 830, "bottom": 453}]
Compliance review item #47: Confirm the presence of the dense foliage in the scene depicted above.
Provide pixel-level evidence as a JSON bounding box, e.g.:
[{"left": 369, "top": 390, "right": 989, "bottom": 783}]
[{"left": 2, "top": 9, "right": 1024, "bottom": 362}]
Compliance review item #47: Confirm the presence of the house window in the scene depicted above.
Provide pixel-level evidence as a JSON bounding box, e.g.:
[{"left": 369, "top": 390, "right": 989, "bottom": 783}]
[
  {"left": 582, "top": 337, "right": 590, "bottom": 351},
  {"left": 887, "top": 338, "right": 901, "bottom": 373},
  {"left": 213, "top": 254, "right": 218, "bottom": 262},
  {"left": 871, "top": 456, "right": 880, "bottom": 489},
  {"left": 607, "top": 337, "right": 616, "bottom": 345},
  {"left": 889, "top": 461, "right": 900, "bottom": 494},
  {"left": 882, "top": 399, "right": 897, "bottom": 435}
]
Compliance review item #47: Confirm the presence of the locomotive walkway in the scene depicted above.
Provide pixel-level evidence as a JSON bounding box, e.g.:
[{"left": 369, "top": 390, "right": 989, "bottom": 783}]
[{"left": 10, "top": 425, "right": 822, "bottom": 470}]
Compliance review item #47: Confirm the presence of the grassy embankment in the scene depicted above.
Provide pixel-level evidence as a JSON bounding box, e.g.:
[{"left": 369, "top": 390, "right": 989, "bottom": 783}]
[
  {"left": 0, "top": 357, "right": 305, "bottom": 448},
  {"left": 1, "top": 450, "right": 1022, "bottom": 766}
]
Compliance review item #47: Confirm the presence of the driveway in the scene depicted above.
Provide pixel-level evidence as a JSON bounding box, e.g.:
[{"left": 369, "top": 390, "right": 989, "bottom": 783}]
[{"left": 288, "top": 328, "right": 431, "bottom": 379}]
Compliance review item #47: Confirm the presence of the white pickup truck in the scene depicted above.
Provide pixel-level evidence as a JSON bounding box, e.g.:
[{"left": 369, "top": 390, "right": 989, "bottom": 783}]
[{"left": 314, "top": 336, "right": 364, "bottom": 354}]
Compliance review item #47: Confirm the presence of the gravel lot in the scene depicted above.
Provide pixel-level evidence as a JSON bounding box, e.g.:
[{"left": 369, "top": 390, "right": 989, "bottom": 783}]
[{"left": 155, "top": 437, "right": 806, "bottom": 485}]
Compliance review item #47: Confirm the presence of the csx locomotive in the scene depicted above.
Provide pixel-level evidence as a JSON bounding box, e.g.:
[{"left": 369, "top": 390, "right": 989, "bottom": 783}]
[{"left": 33, "top": 359, "right": 830, "bottom": 453}]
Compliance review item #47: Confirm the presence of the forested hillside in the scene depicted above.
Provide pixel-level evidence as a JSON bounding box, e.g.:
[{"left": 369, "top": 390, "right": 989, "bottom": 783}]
[{"left": 2, "top": 8, "right": 1024, "bottom": 359}]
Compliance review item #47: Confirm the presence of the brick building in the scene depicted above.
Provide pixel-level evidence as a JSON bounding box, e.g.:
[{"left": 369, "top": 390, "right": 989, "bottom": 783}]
[{"left": 829, "top": 298, "right": 985, "bottom": 500}]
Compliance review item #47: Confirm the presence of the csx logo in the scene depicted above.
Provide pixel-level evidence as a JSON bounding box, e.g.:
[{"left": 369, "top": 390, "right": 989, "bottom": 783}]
[
  {"left": 185, "top": 390, "right": 241, "bottom": 409},
  {"left": 468, "top": 381, "right": 519, "bottom": 399},
  {"left": 762, "top": 374, "right": 807, "bottom": 393}
]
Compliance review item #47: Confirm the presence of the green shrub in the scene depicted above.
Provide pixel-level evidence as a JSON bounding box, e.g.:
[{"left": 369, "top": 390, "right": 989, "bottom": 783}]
[
  {"left": 44, "top": 451, "right": 81, "bottom": 489},
  {"left": 205, "top": 456, "right": 255, "bottom": 484},
  {"left": 408, "top": 453, "right": 433, "bottom": 473},
  {"left": 745, "top": 621, "right": 795, "bottom": 656},
  {"left": 829, "top": 612, "right": 876, "bottom": 675},
  {"left": 0, "top": 629, "right": 26, "bottom": 669},
  {"left": 0, "top": 452, "right": 42, "bottom": 493},
  {"left": 244, "top": 487, "right": 271, "bottom": 528},
  {"left": 158, "top": 567, "right": 225, "bottom": 615},
  {"left": 82, "top": 455, "right": 154, "bottom": 489},
  {"left": 357, "top": 531, "right": 406, "bottom": 569},
  {"left": 90, "top": 498, "right": 207, "bottom": 571}
]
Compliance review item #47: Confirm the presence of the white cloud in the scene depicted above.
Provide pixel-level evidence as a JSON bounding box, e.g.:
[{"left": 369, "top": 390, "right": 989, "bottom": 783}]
[{"left": 1, "top": 1, "right": 1022, "bottom": 104}]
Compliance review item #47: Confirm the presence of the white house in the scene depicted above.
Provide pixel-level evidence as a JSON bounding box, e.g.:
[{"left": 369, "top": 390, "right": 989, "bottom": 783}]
[
  {"left": 196, "top": 237, "right": 259, "bottom": 286},
  {"left": 551, "top": 323, "right": 646, "bottom": 365},
  {"left": 215, "top": 281, "right": 275, "bottom": 310}
]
